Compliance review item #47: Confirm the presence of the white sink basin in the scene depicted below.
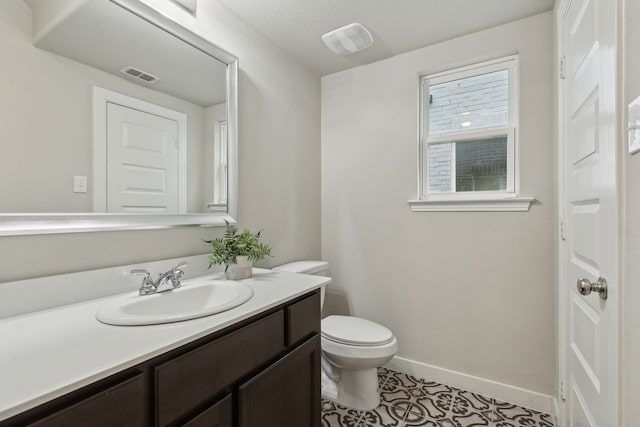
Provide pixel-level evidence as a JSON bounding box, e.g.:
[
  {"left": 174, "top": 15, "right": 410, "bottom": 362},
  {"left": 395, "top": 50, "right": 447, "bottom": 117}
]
[{"left": 96, "top": 279, "right": 254, "bottom": 326}]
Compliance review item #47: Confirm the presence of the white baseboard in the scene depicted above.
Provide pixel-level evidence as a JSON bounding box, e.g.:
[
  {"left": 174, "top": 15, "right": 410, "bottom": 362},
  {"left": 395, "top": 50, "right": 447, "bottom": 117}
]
[{"left": 385, "top": 356, "right": 554, "bottom": 415}]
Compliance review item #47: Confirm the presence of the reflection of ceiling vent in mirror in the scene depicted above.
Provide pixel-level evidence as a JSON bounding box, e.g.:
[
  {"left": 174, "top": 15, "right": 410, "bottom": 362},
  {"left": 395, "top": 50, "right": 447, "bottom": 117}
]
[{"left": 120, "top": 66, "right": 160, "bottom": 84}]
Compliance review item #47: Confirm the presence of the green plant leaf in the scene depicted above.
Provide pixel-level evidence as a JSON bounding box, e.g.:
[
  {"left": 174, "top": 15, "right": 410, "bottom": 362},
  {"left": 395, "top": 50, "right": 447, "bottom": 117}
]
[{"left": 204, "top": 222, "right": 272, "bottom": 268}]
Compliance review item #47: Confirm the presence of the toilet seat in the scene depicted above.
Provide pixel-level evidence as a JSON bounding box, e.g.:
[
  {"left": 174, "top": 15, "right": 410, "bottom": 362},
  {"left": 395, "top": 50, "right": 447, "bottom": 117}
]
[
  {"left": 322, "top": 315, "right": 394, "bottom": 346},
  {"left": 322, "top": 334, "right": 398, "bottom": 361}
]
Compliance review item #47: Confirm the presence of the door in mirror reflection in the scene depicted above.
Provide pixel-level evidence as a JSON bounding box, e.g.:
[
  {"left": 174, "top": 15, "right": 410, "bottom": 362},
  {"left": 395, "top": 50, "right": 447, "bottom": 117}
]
[{"left": 106, "top": 102, "right": 182, "bottom": 213}]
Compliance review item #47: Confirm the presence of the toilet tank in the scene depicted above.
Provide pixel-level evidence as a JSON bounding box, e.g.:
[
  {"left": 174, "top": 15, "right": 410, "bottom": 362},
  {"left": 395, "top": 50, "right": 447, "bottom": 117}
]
[
  {"left": 272, "top": 261, "right": 329, "bottom": 308},
  {"left": 272, "top": 260, "right": 328, "bottom": 276}
]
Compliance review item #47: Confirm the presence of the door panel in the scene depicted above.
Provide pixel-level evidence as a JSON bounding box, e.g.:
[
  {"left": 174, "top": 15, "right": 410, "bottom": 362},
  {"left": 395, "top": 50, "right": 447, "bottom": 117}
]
[
  {"left": 571, "top": 92, "right": 598, "bottom": 164},
  {"left": 106, "top": 103, "right": 179, "bottom": 213},
  {"left": 560, "top": 0, "right": 618, "bottom": 424},
  {"left": 568, "top": 0, "right": 595, "bottom": 77},
  {"left": 570, "top": 295, "right": 599, "bottom": 383},
  {"left": 570, "top": 385, "right": 595, "bottom": 426},
  {"left": 571, "top": 203, "right": 599, "bottom": 266}
]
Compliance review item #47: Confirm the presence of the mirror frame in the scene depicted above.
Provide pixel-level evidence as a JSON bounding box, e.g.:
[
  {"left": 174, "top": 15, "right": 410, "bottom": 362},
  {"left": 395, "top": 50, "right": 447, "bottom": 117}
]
[{"left": 0, "top": 0, "right": 238, "bottom": 236}]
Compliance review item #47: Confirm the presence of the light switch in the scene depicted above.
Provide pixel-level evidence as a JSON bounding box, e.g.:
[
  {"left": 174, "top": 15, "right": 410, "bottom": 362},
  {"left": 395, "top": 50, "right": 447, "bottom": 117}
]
[
  {"left": 74, "top": 176, "right": 88, "bottom": 193},
  {"left": 628, "top": 96, "right": 640, "bottom": 155}
]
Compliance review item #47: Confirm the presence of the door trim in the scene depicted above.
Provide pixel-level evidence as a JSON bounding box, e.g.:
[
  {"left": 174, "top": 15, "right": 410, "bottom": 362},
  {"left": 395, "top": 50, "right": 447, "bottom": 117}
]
[{"left": 92, "top": 86, "right": 188, "bottom": 213}]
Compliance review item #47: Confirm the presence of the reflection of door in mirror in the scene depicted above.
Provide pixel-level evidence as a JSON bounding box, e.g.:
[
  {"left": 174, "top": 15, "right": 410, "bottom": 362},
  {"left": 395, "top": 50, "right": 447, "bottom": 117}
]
[
  {"left": 93, "top": 87, "right": 188, "bottom": 213},
  {"left": 106, "top": 103, "right": 182, "bottom": 213}
]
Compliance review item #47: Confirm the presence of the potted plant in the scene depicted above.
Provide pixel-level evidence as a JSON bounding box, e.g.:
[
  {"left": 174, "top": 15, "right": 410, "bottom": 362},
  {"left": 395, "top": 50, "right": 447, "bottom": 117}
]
[{"left": 204, "top": 222, "right": 272, "bottom": 279}]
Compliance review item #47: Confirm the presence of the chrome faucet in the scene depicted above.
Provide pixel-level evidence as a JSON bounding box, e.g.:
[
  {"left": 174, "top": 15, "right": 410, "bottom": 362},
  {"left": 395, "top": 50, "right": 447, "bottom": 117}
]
[{"left": 131, "top": 261, "right": 188, "bottom": 295}]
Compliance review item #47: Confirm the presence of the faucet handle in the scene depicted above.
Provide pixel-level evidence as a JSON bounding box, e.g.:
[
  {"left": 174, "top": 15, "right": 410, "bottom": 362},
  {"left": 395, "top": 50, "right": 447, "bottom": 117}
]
[
  {"left": 131, "top": 269, "right": 155, "bottom": 295},
  {"left": 172, "top": 261, "right": 188, "bottom": 273},
  {"left": 131, "top": 268, "right": 151, "bottom": 279},
  {"left": 171, "top": 261, "right": 187, "bottom": 287},
  {"left": 172, "top": 261, "right": 187, "bottom": 278}
]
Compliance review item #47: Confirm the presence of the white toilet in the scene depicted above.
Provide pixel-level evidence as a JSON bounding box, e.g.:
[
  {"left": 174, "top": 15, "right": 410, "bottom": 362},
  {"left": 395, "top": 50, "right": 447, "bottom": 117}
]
[{"left": 273, "top": 261, "right": 398, "bottom": 410}]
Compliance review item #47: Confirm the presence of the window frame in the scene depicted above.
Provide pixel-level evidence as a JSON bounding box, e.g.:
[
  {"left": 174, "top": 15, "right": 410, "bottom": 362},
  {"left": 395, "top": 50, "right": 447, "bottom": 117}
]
[
  {"left": 425, "top": 127, "right": 515, "bottom": 196},
  {"left": 410, "top": 55, "right": 533, "bottom": 212},
  {"left": 208, "top": 119, "right": 228, "bottom": 212},
  {"left": 218, "top": 120, "right": 228, "bottom": 204}
]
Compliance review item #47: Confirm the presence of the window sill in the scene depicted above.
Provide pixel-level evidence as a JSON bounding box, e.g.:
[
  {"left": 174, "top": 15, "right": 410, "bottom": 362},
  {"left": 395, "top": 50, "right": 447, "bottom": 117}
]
[
  {"left": 407, "top": 196, "right": 534, "bottom": 212},
  {"left": 207, "top": 203, "right": 227, "bottom": 212}
]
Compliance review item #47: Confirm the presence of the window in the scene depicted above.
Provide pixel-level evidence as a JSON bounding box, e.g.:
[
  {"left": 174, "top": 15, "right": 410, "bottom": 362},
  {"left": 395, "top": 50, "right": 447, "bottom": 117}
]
[
  {"left": 208, "top": 120, "right": 228, "bottom": 211},
  {"left": 410, "top": 55, "right": 532, "bottom": 212},
  {"left": 218, "top": 120, "right": 228, "bottom": 204}
]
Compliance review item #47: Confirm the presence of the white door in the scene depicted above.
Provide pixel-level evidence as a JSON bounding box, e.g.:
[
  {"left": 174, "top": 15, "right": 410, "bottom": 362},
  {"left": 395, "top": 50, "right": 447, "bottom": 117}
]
[
  {"left": 107, "top": 103, "right": 180, "bottom": 213},
  {"left": 558, "top": 0, "right": 618, "bottom": 425}
]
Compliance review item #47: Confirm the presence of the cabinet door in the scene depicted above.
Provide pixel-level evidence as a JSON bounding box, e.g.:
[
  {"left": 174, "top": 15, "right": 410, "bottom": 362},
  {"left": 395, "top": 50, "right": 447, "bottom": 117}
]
[
  {"left": 28, "top": 374, "right": 144, "bottom": 427},
  {"left": 155, "top": 311, "right": 285, "bottom": 426},
  {"left": 238, "top": 335, "right": 320, "bottom": 427},
  {"left": 182, "top": 394, "right": 232, "bottom": 427}
]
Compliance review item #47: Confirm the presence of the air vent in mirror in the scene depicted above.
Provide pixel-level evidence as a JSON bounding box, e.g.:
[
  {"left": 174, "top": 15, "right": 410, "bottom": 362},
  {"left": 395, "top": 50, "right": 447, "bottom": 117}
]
[{"left": 120, "top": 66, "right": 160, "bottom": 84}]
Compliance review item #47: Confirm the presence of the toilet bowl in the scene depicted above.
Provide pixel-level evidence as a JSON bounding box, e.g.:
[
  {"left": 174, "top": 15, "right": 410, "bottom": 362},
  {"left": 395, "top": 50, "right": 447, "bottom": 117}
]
[
  {"left": 321, "top": 315, "right": 398, "bottom": 409},
  {"left": 272, "top": 261, "right": 398, "bottom": 410}
]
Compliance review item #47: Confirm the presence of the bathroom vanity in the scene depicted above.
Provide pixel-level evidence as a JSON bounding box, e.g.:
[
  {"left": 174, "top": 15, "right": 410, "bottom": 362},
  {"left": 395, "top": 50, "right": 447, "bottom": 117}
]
[
  {"left": 0, "top": 265, "right": 327, "bottom": 427},
  {"left": 0, "top": 0, "right": 325, "bottom": 423}
]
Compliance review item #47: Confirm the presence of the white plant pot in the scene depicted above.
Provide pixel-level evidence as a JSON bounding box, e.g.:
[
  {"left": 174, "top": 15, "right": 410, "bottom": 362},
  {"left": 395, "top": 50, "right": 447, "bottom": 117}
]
[{"left": 226, "top": 256, "right": 252, "bottom": 280}]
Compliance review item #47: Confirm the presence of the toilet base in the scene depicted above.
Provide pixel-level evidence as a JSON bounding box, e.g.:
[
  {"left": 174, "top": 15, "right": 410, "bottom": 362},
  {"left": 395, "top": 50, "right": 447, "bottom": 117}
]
[{"left": 323, "top": 367, "right": 380, "bottom": 411}]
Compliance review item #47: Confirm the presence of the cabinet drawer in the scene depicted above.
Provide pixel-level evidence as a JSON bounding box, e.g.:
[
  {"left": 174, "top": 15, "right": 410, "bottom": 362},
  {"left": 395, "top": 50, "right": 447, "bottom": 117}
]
[
  {"left": 286, "top": 291, "right": 320, "bottom": 346},
  {"left": 182, "top": 394, "right": 232, "bottom": 427},
  {"left": 29, "top": 374, "right": 144, "bottom": 427},
  {"left": 155, "top": 311, "right": 285, "bottom": 426}
]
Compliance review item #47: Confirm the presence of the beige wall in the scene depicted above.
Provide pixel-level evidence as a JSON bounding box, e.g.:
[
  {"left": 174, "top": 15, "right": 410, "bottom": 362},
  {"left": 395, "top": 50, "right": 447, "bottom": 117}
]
[
  {"left": 622, "top": 0, "right": 640, "bottom": 422},
  {"left": 321, "top": 12, "right": 555, "bottom": 394},
  {"left": 0, "top": 0, "right": 321, "bottom": 282}
]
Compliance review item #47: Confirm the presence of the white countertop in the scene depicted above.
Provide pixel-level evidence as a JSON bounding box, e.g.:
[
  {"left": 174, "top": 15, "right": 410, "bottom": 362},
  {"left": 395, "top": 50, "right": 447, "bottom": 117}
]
[{"left": 0, "top": 268, "right": 329, "bottom": 421}]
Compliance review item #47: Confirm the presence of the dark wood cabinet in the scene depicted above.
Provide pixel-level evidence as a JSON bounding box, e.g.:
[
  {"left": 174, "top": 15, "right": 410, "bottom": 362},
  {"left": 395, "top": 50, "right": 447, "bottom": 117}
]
[
  {"left": 239, "top": 335, "right": 321, "bottom": 427},
  {"left": 155, "top": 311, "right": 286, "bottom": 426},
  {"left": 0, "top": 290, "right": 321, "bottom": 427},
  {"left": 182, "top": 394, "right": 232, "bottom": 427},
  {"left": 28, "top": 374, "right": 145, "bottom": 427},
  {"left": 286, "top": 291, "right": 321, "bottom": 346}
]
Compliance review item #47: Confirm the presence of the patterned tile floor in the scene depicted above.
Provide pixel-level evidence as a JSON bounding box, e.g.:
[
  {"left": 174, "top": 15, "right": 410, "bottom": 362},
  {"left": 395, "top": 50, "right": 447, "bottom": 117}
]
[{"left": 321, "top": 368, "right": 554, "bottom": 427}]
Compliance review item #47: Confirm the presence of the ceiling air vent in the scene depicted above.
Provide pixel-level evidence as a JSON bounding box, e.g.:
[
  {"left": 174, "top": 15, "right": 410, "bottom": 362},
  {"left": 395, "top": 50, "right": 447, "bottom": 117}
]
[
  {"left": 322, "top": 23, "right": 373, "bottom": 55},
  {"left": 120, "top": 66, "right": 160, "bottom": 84}
]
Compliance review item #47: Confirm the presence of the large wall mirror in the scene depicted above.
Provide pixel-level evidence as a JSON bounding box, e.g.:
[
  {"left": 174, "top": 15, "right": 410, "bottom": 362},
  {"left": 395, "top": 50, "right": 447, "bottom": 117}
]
[{"left": 0, "top": 0, "right": 238, "bottom": 235}]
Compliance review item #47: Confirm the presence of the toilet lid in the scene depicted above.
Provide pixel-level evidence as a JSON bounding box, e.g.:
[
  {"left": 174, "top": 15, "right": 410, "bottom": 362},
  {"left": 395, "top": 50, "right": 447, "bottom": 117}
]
[{"left": 321, "top": 315, "right": 394, "bottom": 346}]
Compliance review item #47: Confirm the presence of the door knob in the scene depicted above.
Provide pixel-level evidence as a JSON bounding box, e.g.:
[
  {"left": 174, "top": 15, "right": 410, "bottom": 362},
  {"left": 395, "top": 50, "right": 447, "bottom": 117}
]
[{"left": 576, "top": 277, "right": 608, "bottom": 300}]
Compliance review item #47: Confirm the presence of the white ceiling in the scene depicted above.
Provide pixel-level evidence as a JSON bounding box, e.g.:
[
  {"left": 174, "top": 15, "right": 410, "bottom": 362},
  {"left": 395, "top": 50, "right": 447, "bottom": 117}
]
[{"left": 217, "top": 0, "right": 555, "bottom": 76}]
